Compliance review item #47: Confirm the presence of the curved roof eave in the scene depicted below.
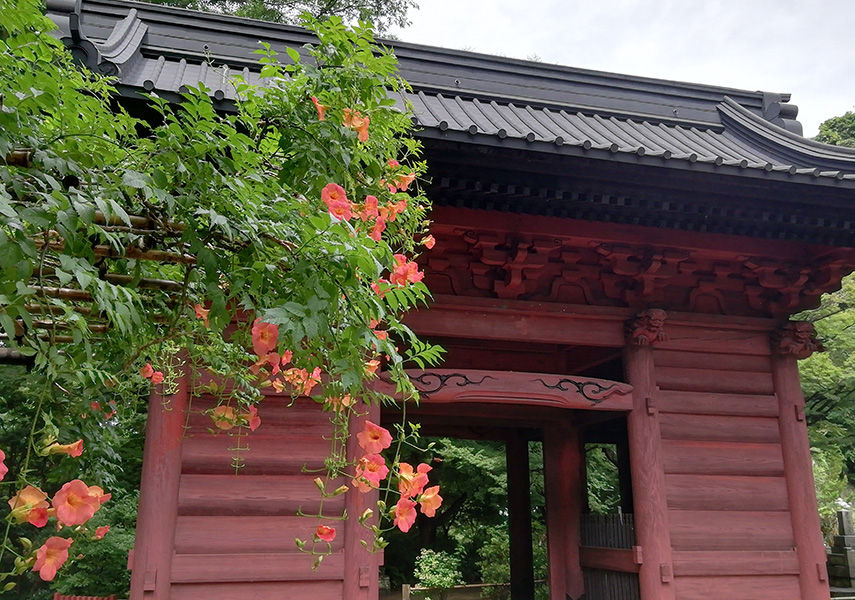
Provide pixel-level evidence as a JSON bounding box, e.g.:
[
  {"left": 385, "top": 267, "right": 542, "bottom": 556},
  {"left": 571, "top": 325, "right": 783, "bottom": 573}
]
[
  {"left": 46, "top": 0, "right": 855, "bottom": 189},
  {"left": 718, "top": 97, "right": 855, "bottom": 171}
]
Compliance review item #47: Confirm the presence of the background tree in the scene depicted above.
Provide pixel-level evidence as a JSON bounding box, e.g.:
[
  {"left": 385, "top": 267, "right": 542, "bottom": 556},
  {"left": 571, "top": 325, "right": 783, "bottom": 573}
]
[
  {"left": 815, "top": 111, "right": 855, "bottom": 148},
  {"left": 382, "top": 438, "right": 550, "bottom": 599},
  {"left": 797, "top": 110, "right": 855, "bottom": 539},
  {"left": 798, "top": 277, "right": 855, "bottom": 539},
  {"left": 138, "top": 0, "right": 417, "bottom": 33}
]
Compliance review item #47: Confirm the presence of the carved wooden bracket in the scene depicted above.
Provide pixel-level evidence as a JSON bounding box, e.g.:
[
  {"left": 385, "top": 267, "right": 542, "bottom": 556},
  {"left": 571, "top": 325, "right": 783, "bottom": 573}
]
[
  {"left": 772, "top": 321, "right": 824, "bottom": 359},
  {"left": 420, "top": 227, "right": 855, "bottom": 317},
  {"left": 626, "top": 309, "right": 669, "bottom": 346}
]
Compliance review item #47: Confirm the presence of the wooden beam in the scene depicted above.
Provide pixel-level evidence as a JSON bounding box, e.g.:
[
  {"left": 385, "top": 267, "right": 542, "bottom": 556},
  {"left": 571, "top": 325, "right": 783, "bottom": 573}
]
[
  {"left": 671, "top": 550, "right": 800, "bottom": 577},
  {"left": 427, "top": 206, "right": 829, "bottom": 261},
  {"left": 624, "top": 345, "right": 676, "bottom": 600},
  {"left": 344, "top": 400, "right": 381, "bottom": 600},
  {"left": 617, "top": 435, "right": 634, "bottom": 515},
  {"left": 396, "top": 369, "right": 632, "bottom": 411},
  {"left": 404, "top": 297, "right": 629, "bottom": 348},
  {"left": 170, "top": 552, "right": 345, "bottom": 583},
  {"left": 544, "top": 424, "right": 585, "bottom": 600},
  {"left": 771, "top": 355, "right": 831, "bottom": 599},
  {"left": 405, "top": 296, "right": 776, "bottom": 355},
  {"left": 130, "top": 361, "right": 189, "bottom": 600},
  {"left": 656, "top": 390, "right": 779, "bottom": 418},
  {"left": 579, "top": 546, "right": 641, "bottom": 573},
  {"left": 507, "top": 433, "right": 535, "bottom": 600},
  {"left": 0, "top": 347, "right": 32, "bottom": 366}
]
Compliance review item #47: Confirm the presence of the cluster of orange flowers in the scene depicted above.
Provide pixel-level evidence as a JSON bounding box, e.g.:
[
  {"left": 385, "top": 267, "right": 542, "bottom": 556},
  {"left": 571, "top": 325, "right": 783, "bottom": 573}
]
[
  {"left": 356, "top": 421, "right": 442, "bottom": 534},
  {"left": 312, "top": 418, "right": 444, "bottom": 545},
  {"left": 139, "top": 362, "right": 164, "bottom": 385},
  {"left": 311, "top": 97, "right": 370, "bottom": 142},
  {"left": 1, "top": 444, "right": 110, "bottom": 581},
  {"left": 320, "top": 180, "right": 413, "bottom": 244},
  {"left": 309, "top": 96, "right": 428, "bottom": 252}
]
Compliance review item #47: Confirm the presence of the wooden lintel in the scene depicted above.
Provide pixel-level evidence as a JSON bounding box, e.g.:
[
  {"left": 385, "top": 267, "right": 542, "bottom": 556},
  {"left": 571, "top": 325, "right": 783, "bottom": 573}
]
[
  {"left": 579, "top": 546, "right": 642, "bottom": 573},
  {"left": 377, "top": 369, "right": 633, "bottom": 411}
]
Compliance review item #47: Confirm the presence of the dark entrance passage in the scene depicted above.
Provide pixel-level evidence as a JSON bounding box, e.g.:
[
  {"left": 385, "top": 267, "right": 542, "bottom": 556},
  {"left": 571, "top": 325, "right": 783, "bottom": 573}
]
[
  {"left": 379, "top": 408, "right": 550, "bottom": 600},
  {"left": 381, "top": 363, "right": 635, "bottom": 600}
]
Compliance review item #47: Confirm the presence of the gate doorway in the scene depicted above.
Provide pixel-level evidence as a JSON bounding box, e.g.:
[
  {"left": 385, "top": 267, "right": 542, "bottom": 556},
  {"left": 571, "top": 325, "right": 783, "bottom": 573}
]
[{"left": 380, "top": 365, "right": 636, "bottom": 600}]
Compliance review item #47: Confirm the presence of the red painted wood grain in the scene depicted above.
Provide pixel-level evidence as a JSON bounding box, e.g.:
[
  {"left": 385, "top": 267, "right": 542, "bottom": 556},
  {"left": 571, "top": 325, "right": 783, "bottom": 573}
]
[
  {"left": 661, "top": 440, "right": 784, "bottom": 477},
  {"left": 170, "top": 552, "right": 344, "bottom": 583},
  {"left": 658, "top": 413, "right": 780, "bottom": 444},
  {"left": 669, "top": 510, "right": 794, "bottom": 551},
  {"left": 673, "top": 575, "right": 801, "bottom": 600},
  {"left": 169, "top": 580, "right": 343, "bottom": 600},
  {"left": 656, "top": 366, "right": 774, "bottom": 395},
  {"left": 665, "top": 474, "right": 789, "bottom": 511},
  {"left": 653, "top": 349, "right": 772, "bottom": 373},
  {"left": 579, "top": 546, "right": 641, "bottom": 573},
  {"left": 174, "top": 516, "right": 343, "bottom": 554},
  {"left": 177, "top": 474, "right": 344, "bottom": 516},
  {"left": 671, "top": 550, "right": 799, "bottom": 577},
  {"left": 656, "top": 390, "right": 778, "bottom": 418}
]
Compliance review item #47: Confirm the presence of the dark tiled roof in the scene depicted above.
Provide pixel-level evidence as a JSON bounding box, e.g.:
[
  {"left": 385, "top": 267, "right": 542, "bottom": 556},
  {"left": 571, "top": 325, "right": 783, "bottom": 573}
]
[{"left": 46, "top": 0, "right": 855, "bottom": 187}]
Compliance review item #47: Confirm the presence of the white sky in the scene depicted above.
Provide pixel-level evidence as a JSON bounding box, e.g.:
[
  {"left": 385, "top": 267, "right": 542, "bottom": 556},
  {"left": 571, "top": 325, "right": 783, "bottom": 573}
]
[{"left": 388, "top": 0, "right": 855, "bottom": 137}]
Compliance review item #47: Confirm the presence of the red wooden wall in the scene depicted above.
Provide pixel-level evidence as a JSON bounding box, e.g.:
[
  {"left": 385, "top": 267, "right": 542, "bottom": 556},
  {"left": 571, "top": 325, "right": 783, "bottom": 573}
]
[
  {"left": 130, "top": 389, "right": 380, "bottom": 600},
  {"left": 170, "top": 394, "right": 344, "bottom": 600},
  {"left": 653, "top": 345, "right": 800, "bottom": 600},
  {"left": 127, "top": 207, "right": 835, "bottom": 600}
]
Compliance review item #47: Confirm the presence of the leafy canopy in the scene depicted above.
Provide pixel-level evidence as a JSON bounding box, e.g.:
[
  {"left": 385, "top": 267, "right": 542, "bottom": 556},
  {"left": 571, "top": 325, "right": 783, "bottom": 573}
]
[
  {"left": 815, "top": 111, "right": 855, "bottom": 148},
  {"left": 0, "top": 0, "right": 440, "bottom": 590},
  {"left": 138, "top": 0, "right": 418, "bottom": 33}
]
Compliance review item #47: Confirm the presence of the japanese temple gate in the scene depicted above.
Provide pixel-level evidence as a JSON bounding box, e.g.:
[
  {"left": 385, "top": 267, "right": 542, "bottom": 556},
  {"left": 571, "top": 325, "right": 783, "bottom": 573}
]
[{"left": 48, "top": 1, "right": 855, "bottom": 599}]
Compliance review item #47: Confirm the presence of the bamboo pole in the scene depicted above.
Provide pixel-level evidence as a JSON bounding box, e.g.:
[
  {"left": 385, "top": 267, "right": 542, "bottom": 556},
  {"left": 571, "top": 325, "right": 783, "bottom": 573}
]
[{"left": 35, "top": 240, "right": 196, "bottom": 265}]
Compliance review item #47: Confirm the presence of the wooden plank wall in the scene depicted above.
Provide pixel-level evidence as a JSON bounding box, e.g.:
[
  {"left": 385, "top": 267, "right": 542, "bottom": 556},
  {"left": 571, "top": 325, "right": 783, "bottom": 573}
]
[
  {"left": 653, "top": 346, "right": 802, "bottom": 600},
  {"left": 168, "top": 393, "right": 346, "bottom": 600}
]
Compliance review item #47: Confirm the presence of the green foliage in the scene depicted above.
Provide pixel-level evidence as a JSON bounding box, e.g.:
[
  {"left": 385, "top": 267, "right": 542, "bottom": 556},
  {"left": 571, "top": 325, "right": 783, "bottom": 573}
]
[
  {"left": 475, "top": 525, "right": 509, "bottom": 587},
  {"left": 799, "top": 275, "right": 855, "bottom": 483},
  {"left": 1, "top": 0, "right": 439, "bottom": 589},
  {"left": 475, "top": 522, "right": 548, "bottom": 600},
  {"left": 815, "top": 111, "right": 855, "bottom": 148},
  {"left": 0, "top": 365, "right": 143, "bottom": 598},
  {"left": 797, "top": 272, "right": 855, "bottom": 532},
  {"left": 384, "top": 438, "right": 551, "bottom": 596},
  {"left": 138, "top": 0, "right": 417, "bottom": 33},
  {"left": 413, "top": 548, "right": 462, "bottom": 598},
  {"left": 585, "top": 444, "right": 621, "bottom": 514},
  {"left": 810, "top": 426, "right": 854, "bottom": 542}
]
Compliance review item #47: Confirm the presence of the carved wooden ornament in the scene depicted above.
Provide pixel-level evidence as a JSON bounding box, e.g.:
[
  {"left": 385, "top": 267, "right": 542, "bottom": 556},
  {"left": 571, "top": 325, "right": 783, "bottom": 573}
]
[
  {"left": 772, "top": 321, "right": 824, "bottom": 359},
  {"left": 626, "top": 308, "right": 669, "bottom": 346}
]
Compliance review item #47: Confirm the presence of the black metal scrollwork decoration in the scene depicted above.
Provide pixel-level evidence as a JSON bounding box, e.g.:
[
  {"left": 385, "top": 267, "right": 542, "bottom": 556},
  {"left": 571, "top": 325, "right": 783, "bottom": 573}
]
[
  {"left": 412, "top": 372, "right": 496, "bottom": 396},
  {"left": 534, "top": 378, "right": 625, "bottom": 405}
]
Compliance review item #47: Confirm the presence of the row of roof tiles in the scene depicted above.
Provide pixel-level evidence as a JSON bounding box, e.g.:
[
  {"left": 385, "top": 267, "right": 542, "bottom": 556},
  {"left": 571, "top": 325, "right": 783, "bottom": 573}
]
[
  {"left": 47, "top": 0, "right": 855, "bottom": 186},
  {"left": 410, "top": 93, "right": 855, "bottom": 181}
]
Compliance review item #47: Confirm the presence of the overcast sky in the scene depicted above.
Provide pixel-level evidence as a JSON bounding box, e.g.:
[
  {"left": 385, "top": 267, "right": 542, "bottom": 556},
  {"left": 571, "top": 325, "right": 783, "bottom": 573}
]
[{"left": 388, "top": 0, "right": 855, "bottom": 137}]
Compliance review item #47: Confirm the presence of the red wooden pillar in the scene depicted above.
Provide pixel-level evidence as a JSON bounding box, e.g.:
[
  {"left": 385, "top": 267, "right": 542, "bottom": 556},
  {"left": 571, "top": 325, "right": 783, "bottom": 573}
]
[
  {"left": 543, "top": 423, "right": 585, "bottom": 600},
  {"left": 771, "top": 354, "right": 831, "bottom": 600},
  {"left": 624, "top": 345, "right": 675, "bottom": 600},
  {"left": 129, "top": 367, "right": 189, "bottom": 600},
  {"left": 344, "top": 401, "right": 381, "bottom": 600},
  {"left": 507, "top": 433, "right": 535, "bottom": 600}
]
